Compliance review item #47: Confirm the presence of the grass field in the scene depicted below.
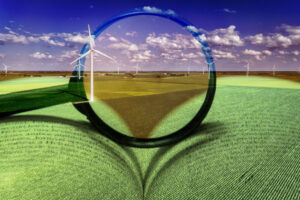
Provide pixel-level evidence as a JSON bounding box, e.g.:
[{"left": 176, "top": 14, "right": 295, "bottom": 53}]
[{"left": 0, "top": 75, "right": 299, "bottom": 199}]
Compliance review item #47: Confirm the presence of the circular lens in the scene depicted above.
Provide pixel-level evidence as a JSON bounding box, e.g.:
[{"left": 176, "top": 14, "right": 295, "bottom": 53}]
[{"left": 78, "top": 11, "right": 214, "bottom": 142}]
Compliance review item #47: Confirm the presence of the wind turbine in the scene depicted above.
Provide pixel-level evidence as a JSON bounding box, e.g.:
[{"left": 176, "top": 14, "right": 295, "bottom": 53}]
[
  {"left": 117, "top": 65, "right": 120, "bottom": 75},
  {"left": 272, "top": 64, "right": 276, "bottom": 76},
  {"left": 73, "top": 59, "right": 85, "bottom": 79},
  {"left": 205, "top": 60, "right": 212, "bottom": 79},
  {"left": 71, "top": 24, "right": 115, "bottom": 102},
  {"left": 244, "top": 61, "right": 250, "bottom": 77},
  {"left": 134, "top": 63, "right": 139, "bottom": 74},
  {"left": 2, "top": 63, "right": 10, "bottom": 76}
]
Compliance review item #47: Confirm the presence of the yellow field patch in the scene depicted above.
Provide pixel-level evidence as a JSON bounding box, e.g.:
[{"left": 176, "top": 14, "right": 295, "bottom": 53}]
[
  {"left": 0, "top": 77, "right": 69, "bottom": 95},
  {"left": 217, "top": 76, "right": 300, "bottom": 89}
]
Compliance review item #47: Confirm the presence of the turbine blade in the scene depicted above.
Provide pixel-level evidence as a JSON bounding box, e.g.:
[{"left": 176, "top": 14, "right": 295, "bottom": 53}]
[
  {"left": 87, "top": 24, "right": 95, "bottom": 47},
  {"left": 70, "top": 50, "right": 91, "bottom": 64},
  {"left": 93, "top": 49, "right": 115, "bottom": 61},
  {"left": 88, "top": 24, "right": 91, "bottom": 38}
]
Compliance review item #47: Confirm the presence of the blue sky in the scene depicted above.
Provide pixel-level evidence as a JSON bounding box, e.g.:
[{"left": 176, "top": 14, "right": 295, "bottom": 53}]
[{"left": 0, "top": 0, "right": 300, "bottom": 71}]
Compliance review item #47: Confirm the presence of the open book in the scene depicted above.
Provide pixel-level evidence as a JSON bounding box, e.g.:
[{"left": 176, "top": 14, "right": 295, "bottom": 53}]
[{"left": 0, "top": 76, "right": 299, "bottom": 199}]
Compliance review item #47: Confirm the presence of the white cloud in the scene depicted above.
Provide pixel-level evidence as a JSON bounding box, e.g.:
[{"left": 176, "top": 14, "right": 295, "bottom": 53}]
[
  {"left": 212, "top": 49, "right": 235, "bottom": 59},
  {"left": 205, "top": 25, "right": 244, "bottom": 46},
  {"left": 130, "top": 50, "right": 155, "bottom": 63},
  {"left": 243, "top": 49, "right": 261, "bottom": 56},
  {"left": 263, "top": 50, "right": 272, "bottom": 56},
  {"left": 0, "top": 33, "right": 28, "bottom": 44},
  {"left": 185, "top": 25, "right": 199, "bottom": 33},
  {"left": 165, "top": 9, "right": 176, "bottom": 15},
  {"left": 62, "top": 33, "right": 89, "bottom": 44},
  {"left": 30, "top": 52, "right": 53, "bottom": 59},
  {"left": 0, "top": 30, "right": 67, "bottom": 46},
  {"left": 108, "top": 36, "right": 118, "bottom": 42},
  {"left": 292, "top": 58, "right": 298, "bottom": 62},
  {"left": 0, "top": 53, "right": 4, "bottom": 58},
  {"left": 246, "top": 24, "right": 300, "bottom": 48},
  {"left": 292, "top": 50, "right": 300, "bottom": 56},
  {"left": 108, "top": 38, "right": 140, "bottom": 51},
  {"left": 280, "top": 24, "right": 300, "bottom": 35},
  {"left": 27, "top": 36, "right": 40, "bottom": 43},
  {"left": 125, "top": 31, "right": 137, "bottom": 37},
  {"left": 223, "top": 8, "right": 237, "bottom": 14},
  {"left": 146, "top": 33, "right": 201, "bottom": 52},
  {"left": 278, "top": 50, "right": 289, "bottom": 55},
  {"left": 245, "top": 33, "right": 264, "bottom": 45},
  {"left": 143, "top": 6, "right": 176, "bottom": 16},
  {"left": 243, "top": 49, "right": 263, "bottom": 60},
  {"left": 143, "top": 6, "right": 162, "bottom": 13},
  {"left": 39, "top": 35, "right": 65, "bottom": 47},
  {"left": 198, "top": 34, "right": 207, "bottom": 42},
  {"left": 59, "top": 50, "right": 78, "bottom": 61}
]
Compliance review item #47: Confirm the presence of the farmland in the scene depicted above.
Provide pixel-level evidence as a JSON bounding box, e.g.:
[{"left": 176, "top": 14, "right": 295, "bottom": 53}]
[
  {"left": 0, "top": 71, "right": 299, "bottom": 138},
  {"left": 0, "top": 75, "right": 299, "bottom": 199},
  {"left": 0, "top": 72, "right": 209, "bottom": 138}
]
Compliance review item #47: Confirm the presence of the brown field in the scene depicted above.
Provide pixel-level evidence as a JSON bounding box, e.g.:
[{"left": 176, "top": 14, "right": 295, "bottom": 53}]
[
  {"left": 216, "top": 71, "right": 300, "bottom": 82},
  {"left": 83, "top": 73, "right": 209, "bottom": 138},
  {"left": 1, "top": 71, "right": 299, "bottom": 82}
]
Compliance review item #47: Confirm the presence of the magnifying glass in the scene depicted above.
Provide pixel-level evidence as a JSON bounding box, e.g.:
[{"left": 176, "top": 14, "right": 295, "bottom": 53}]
[{"left": 0, "top": 7, "right": 216, "bottom": 148}]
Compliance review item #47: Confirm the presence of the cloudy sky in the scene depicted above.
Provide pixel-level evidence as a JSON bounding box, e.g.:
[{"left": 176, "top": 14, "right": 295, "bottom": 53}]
[{"left": 0, "top": 0, "right": 300, "bottom": 72}]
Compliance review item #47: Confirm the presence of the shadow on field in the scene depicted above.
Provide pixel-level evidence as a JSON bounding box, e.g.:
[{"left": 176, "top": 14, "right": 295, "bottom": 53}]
[
  {"left": 0, "top": 114, "right": 144, "bottom": 185},
  {"left": 142, "top": 121, "right": 226, "bottom": 190},
  {"left": 0, "top": 114, "right": 93, "bottom": 133}
]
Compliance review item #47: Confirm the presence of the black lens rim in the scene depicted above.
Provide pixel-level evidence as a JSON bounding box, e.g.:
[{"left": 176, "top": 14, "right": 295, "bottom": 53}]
[{"left": 70, "top": 7, "right": 217, "bottom": 148}]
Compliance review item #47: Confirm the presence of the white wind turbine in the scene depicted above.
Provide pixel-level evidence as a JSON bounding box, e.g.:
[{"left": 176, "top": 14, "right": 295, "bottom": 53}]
[
  {"left": 2, "top": 63, "right": 10, "bottom": 76},
  {"left": 73, "top": 59, "right": 85, "bottom": 79},
  {"left": 71, "top": 24, "right": 115, "bottom": 102},
  {"left": 272, "top": 64, "right": 276, "bottom": 76},
  {"left": 205, "top": 60, "right": 212, "bottom": 79},
  {"left": 134, "top": 63, "right": 140, "bottom": 74},
  {"left": 244, "top": 61, "right": 250, "bottom": 77}
]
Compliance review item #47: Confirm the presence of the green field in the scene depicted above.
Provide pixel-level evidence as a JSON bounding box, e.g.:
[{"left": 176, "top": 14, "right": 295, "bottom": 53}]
[{"left": 0, "top": 76, "right": 299, "bottom": 199}]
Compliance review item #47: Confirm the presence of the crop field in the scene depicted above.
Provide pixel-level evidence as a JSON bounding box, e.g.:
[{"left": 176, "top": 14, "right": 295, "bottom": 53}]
[
  {"left": 84, "top": 73, "right": 209, "bottom": 138},
  {"left": 0, "top": 75, "right": 299, "bottom": 199},
  {"left": 1, "top": 71, "right": 299, "bottom": 138},
  {"left": 0, "top": 72, "right": 210, "bottom": 138}
]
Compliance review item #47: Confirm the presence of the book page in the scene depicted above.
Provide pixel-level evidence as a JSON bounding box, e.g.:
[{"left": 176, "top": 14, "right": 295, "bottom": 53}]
[
  {"left": 144, "top": 81, "right": 299, "bottom": 199},
  {"left": 0, "top": 104, "right": 143, "bottom": 199}
]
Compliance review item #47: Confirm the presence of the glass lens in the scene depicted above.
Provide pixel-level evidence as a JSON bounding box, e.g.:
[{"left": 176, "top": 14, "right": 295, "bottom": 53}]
[{"left": 83, "top": 15, "right": 209, "bottom": 139}]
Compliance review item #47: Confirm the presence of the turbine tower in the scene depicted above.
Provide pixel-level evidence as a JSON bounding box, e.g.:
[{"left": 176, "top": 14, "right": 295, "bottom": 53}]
[
  {"left": 272, "top": 64, "right": 276, "bottom": 76},
  {"left": 244, "top": 61, "right": 250, "bottom": 77},
  {"left": 134, "top": 63, "right": 139, "bottom": 74},
  {"left": 71, "top": 24, "right": 115, "bottom": 102},
  {"left": 205, "top": 60, "right": 212, "bottom": 79},
  {"left": 74, "top": 59, "right": 85, "bottom": 79},
  {"left": 2, "top": 63, "right": 10, "bottom": 76}
]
